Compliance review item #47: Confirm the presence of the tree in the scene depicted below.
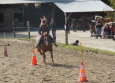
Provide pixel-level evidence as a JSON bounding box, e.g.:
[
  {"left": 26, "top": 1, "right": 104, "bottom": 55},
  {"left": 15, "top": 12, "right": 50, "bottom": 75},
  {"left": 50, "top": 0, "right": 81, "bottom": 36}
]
[{"left": 108, "top": 0, "right": 115, "bottom": 19}]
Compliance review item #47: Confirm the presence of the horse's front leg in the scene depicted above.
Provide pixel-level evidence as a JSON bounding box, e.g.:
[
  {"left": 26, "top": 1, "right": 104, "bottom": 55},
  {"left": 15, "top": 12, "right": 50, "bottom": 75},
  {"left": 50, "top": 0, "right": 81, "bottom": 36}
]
[
  {"left": 43, "top": 52, "right": 47, "bottom": 65},
  {"left": 50, "top": 50, "right": 54, "bottom": 66}
]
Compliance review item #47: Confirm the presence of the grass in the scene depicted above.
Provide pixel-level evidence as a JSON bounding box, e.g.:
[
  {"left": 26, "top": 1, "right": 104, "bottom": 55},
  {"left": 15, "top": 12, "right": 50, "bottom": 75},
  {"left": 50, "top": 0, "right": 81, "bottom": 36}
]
[
  {"left": 7, "top": 38, "right": 115, "bottom": 55},
  {"left": 0, "top": 38, "right": 115, "bottom": 56},
  {"left": 55, "top": 42, "right": 115, "bottom": 56}
]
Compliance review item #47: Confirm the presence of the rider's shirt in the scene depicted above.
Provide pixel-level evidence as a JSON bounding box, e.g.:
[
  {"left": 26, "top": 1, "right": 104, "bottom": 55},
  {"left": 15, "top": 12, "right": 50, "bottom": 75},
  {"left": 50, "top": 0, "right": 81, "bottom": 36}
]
[{"left": 39, "top": 24, "right": 49, "bottom": 35}]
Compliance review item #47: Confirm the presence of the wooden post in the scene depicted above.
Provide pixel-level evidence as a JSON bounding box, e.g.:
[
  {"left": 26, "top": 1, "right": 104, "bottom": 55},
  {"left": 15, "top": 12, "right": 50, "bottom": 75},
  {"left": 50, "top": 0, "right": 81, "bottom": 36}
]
[
  {"left": 27, "top": 21, "right": 30, "bottom": 39},
  {"left": 64, "top": 13, "right": 68, "bottom": 45},
  {"left": 12, "top": 21, "right": 16, "bottom": 38},
  {"left": 52, "top": 3, "right": 55, "bottom": 18}
]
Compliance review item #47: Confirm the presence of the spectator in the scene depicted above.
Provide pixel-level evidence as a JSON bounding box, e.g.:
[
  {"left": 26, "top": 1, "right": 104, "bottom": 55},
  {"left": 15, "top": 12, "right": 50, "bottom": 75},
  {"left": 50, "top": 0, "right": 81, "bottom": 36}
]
[
  {"left": 103, "top": 23, "right": 111, "bottom": 39},
  {"left": 90, "top": 20, "right": 96, "bottom": 37},
  {"left": 50, "top": 18, "right": 57, "bottom": 43},
  {"left": 110, "top": 23, "right": 115, "bottom": 39},
  {"left": 95, "top": 17, "right": 102, "bottom": 39}
]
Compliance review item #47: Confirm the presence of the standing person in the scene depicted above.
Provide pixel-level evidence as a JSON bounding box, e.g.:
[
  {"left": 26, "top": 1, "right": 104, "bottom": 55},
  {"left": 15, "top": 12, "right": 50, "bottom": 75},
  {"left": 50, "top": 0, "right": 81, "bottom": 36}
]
[
  {"left": 95, "top": 17, "right": 102, "bottom": 39},
  {"left": 50, "top": 18, "right": 57, "bottom": 43},
  {"left": 110, "top": 23, "right": 115, "bottom": 39}
]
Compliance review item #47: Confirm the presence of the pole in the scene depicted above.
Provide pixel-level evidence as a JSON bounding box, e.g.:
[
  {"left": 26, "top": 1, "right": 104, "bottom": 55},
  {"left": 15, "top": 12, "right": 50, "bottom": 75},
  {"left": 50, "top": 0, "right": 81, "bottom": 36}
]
[
  {"left": 4, "top": 32, "right": 6, "bottom": 46},
  {"left": 64, "top": 13, "right": 68, "bottom": 44},
  {"left": 27, "top": 21, "right": 30, "bottom": 39},
  {"left": 80, "top": 42, "right": 83, "bottom": 62},
  {"left": 52, "top": 3, "right": 55, "bottom": 18}
]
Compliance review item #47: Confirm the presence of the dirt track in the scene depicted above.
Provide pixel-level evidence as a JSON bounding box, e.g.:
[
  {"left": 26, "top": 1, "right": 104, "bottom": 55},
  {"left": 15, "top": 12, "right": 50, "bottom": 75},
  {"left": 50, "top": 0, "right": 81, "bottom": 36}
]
[{"left": 0, "top": 40, "right": 115, "bottom": 83}]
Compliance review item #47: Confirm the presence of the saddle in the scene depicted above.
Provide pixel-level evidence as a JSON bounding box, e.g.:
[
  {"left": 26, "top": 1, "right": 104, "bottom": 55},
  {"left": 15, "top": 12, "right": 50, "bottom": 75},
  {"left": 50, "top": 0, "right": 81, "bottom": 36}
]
[
  {"left": 42, "top": 31, "right": 51, "bottom": 44},
  {"left": 43, "top": 31, "right": 48, "bottom": 36}
]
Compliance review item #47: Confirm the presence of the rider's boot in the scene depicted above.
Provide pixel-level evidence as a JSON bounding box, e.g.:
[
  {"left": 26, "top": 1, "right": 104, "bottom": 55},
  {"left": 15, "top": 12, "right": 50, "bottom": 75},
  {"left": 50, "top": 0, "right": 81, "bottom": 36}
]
[{"left": 49, "top": 36, "right": 58, "bottom": 47}]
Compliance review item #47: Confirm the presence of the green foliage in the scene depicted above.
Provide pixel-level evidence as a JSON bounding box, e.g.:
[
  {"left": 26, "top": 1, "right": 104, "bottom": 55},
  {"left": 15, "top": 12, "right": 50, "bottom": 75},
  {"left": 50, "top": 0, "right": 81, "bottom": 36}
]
[
  {"left": 110, "top": 0, "right": 115, "bottom": 8},
  {"left": 109, "top": 0, "right": 115, "bottom": 19},
  {"left": 57, "top": 42, "right": 115, "bottom": 56}
]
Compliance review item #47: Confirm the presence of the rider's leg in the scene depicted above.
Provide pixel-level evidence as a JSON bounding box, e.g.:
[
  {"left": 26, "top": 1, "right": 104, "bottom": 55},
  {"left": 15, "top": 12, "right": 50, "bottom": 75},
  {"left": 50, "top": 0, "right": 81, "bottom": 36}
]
[{"left": 49, "top": 35, "right": 57, "bottom": 47}]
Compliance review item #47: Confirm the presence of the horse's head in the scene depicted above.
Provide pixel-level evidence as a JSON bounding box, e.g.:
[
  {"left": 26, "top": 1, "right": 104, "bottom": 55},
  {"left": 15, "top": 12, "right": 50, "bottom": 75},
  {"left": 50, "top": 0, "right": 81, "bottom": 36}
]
[{"left": 69, "top": 18, "right": 77, "bottom": 28}]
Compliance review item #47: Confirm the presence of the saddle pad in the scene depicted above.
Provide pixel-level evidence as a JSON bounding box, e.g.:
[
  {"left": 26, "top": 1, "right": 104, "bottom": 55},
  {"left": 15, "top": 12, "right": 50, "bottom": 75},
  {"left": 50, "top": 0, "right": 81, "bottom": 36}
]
[{"left": 36, "top": 35, "right": 42, "bottom": 44}]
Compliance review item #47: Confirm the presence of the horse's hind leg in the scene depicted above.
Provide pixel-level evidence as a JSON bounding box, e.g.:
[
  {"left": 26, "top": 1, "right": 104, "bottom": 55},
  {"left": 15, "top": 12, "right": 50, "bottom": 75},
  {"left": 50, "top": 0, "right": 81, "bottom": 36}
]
[{"left": 50, "top": 51, "right": 54, "bottom": 65}]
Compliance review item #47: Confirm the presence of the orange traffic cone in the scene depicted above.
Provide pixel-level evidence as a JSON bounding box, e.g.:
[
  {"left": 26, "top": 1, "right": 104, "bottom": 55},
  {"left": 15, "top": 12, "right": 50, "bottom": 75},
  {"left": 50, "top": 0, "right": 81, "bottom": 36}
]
[
  {"left": 78, "top": 62, "right": 88, "bottom": 83},
  {"left": 31, "top": 49, "right": 38, "bottom": 65},
  {"left": 4, "top": 45, "right": 8, "bottom": 57}
]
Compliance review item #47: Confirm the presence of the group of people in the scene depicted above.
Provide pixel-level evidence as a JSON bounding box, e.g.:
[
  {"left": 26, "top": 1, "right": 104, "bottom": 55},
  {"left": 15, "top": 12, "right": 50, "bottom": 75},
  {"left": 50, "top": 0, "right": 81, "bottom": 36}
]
[
  {"left": 90, "top": 17, "right": 115, "bottom": 39},
  {"left": 102, "top": 23, "right": 115, "bottom": 39},
  {"left": 36, "top": 15, "right": 57, "bottom": 48}
]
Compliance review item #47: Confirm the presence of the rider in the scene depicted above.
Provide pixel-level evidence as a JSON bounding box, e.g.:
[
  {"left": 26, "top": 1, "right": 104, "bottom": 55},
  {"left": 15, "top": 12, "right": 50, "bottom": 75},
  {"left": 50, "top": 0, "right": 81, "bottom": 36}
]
[{"left": 36, "top": 18, "right": 57, "bottom": 48}]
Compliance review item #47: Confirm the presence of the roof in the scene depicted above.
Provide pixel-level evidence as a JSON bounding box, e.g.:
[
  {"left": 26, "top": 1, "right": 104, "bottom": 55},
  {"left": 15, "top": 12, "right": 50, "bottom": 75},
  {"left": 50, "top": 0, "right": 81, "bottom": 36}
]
[
  {"left": 0, "top": 0, "right": 107, "bottom": 4},
  {"left": 54, "top": 0, "right": 114, "bottom": 13},
  {"left": 0, "top": 0, "right": 114, "bottom": 12}
]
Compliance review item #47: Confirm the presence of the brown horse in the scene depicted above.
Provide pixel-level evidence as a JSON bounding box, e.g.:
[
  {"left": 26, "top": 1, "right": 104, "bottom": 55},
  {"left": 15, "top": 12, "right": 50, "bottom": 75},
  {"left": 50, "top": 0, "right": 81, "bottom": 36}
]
[
  {"left": 70, "top": 18, "right": 88, "bottom": 32},
  {"left": 35, "top": 32, "right": 54, "bottom": 65},
  {"left": 101, "top": 18, "right": 114, "bottom": 26}
]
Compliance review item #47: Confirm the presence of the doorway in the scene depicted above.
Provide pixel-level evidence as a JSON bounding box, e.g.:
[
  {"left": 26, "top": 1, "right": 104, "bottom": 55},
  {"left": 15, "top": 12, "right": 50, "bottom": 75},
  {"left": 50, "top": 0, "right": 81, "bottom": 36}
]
[{"left": 4, "top": 13, "right": 14, "bottom": 29}]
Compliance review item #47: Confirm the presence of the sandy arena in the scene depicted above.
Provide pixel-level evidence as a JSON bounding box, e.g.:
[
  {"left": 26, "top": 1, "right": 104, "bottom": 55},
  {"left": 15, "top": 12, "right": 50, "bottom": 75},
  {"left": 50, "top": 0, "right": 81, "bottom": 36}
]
[{"left": 0, "top": 40, "right": 115, "bottom": 83}]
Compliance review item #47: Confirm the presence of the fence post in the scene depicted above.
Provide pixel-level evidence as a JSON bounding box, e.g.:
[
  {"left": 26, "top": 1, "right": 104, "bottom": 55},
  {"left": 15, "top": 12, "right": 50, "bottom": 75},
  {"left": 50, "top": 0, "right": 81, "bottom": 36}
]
[
  {"left": 27, "top": 21, "right": 30, "bottom": 39},
  {"left": 64, "top": 13, "right": 68, "bottom": 44},
  {"left": 12, "top": 21, "right": 16, "bottom": 38}
]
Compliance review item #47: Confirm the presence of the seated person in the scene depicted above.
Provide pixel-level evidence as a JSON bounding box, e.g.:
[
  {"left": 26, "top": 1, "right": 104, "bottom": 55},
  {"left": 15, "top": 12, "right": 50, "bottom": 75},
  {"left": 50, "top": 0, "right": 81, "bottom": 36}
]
[
  {"left": 103, "top": 23, "right": 111, "bottom": 39},
  {"left": 110, "top": 23, "right": 115, "bottom": 39},
  {"left": 36, "top": 19, "right": 57, "bottom": 48}
]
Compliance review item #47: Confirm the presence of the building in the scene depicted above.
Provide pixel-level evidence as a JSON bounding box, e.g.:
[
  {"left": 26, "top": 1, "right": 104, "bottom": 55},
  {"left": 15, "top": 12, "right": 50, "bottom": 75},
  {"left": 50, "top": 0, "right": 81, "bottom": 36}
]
[{"left": 0, "top": 0, "right": 114, "bottom": 31}]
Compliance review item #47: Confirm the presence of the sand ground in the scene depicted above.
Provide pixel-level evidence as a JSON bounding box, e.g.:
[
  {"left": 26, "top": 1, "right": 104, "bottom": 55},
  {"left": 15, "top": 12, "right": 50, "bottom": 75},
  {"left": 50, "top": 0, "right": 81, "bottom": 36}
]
[{"left": 0, "top": 40, "right": 115, "bottom": 83}]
